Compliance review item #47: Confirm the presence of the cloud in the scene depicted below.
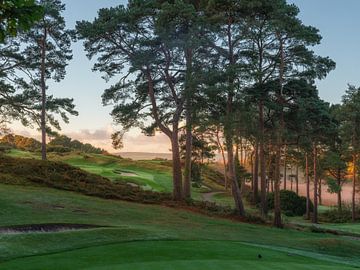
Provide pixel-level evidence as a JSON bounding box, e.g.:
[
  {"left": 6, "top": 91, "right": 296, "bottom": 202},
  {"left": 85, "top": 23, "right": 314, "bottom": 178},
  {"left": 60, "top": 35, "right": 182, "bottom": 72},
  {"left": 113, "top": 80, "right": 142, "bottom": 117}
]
[
  {"left": 66, "top": 128, "right": 112, "bottom": 141},
  {"left": 9, "top": 123, "right": 171, "bottom": 153}
]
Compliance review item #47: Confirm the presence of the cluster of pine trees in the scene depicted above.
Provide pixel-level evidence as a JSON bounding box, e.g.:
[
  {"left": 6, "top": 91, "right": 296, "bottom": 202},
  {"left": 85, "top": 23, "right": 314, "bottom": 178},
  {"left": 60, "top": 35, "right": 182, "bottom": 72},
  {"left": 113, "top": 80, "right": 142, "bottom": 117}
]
[{"left": 2, "top": 0, "right": 360, "bottom": 227}]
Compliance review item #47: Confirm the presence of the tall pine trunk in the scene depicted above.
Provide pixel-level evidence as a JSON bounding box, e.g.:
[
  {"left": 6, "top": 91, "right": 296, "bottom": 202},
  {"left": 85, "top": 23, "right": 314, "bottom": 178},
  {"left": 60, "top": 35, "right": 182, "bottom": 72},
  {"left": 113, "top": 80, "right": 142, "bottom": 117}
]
[
  {"left": 337, "top": 174, "right": 342, "bottom": 211},
  {"left": 312, "top": 144, "right": 318, "bottom": 223},
  {"left": 305, "top": 153, "right": 310, "bottom": 220},
  {"left": 40, "top": 26, "right": 47, "bottom": 161},
  {"left": 216, "top": 129, "right": 228, "bottom": 190},
  {"left": 283, "top": 145, "right": 287, "bottom": 190},
  {"left": 183, "top": 48, "right": 193, "bottom": 199},
  {"left": 296, "top": 164, "right": 299, "bottom": 194},
  {"left": 253, "top": 142, "right": 259, "bottom": 201},
  {"left": 318, "top": 178, "right": 322, "bottom": 205},
  {"left": 259, "top": 101, "right": 267, "bottom": 216},
  {"left": 146, "top": 68, "right": 183, "bottom": 201},
  {"left": 273, "top": 131, "right": 282, "bottom": 228},
  {"left": 305, "top": 153, "right": 311, "bottom": 220},
  {"left": 171, "top": 130, "right": 183, "bottom": 201},
  {"left": 352, "top": 154, "right": 357, "bottom": 222},
  {"left": 226, "top": 136, "right": 245, "bottom": 216}
]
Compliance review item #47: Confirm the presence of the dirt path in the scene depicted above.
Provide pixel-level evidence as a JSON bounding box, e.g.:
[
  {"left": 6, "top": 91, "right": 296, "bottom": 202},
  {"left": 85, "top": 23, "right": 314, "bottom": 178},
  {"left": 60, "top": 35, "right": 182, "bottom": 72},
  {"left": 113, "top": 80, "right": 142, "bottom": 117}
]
[{"left": 202, "top": 191, "right": 227, "bottom": 202}]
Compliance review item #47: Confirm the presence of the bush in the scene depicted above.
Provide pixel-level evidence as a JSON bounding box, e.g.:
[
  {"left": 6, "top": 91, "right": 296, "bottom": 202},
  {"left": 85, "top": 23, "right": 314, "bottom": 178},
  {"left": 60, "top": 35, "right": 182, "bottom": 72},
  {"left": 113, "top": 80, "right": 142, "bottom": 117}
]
[
  {"left": 47, "top": 145, "right": 72, "bottom": 153},
  {"left": 320, "top": 204, "right": 360, "bottom": 223},
  {"left": 268, "top": 190, "right": 313, "bottom": 216}
]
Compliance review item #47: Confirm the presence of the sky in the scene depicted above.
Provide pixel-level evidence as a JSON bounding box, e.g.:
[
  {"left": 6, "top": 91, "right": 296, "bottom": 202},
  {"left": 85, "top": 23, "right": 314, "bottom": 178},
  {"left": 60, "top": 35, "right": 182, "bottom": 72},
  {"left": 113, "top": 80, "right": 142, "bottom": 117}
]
[{"left": 10, "top": 0, "right": 360, "bottom": 153}]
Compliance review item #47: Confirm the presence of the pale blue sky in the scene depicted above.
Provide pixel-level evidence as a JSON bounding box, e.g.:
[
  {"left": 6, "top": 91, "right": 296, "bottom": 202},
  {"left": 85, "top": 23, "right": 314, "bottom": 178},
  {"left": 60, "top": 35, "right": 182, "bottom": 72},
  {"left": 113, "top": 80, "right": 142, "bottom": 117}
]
[{"left": 12, "top": 0, "right": 360, "bottom": 152}]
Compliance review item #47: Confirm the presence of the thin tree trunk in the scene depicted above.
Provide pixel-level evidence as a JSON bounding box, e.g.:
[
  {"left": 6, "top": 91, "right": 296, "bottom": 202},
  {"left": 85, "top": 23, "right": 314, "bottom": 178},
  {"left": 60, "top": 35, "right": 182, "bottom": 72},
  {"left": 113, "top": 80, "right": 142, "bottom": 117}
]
[
  {"left": 253, "top": 142, "right": 259, "bottom": 201},
  {"left": 226, "top": 137, "right": 245, "bottom": 216},
  {"left": 171, "top": 131, "right": 183, "bottom": 201},
  {"left": 183, "top": 100, "right": 192, "bottom": 199},
  {"left": 283, "top": 145, "right": 287, "bottom": 190},
  {"left": 312, "top": 144, "right": 318, "bottom": 224},
  {"left": 352, "top": 154, "right": 357, "bottom": 222},
  {"left": 183, "top": 48, "right": 193, "bottom": 199},
  {"left": 250, "top": 151, "right": 254, "bottom": 190},
  {"left": 296, "top": 164, "right": 299, "bottom": 195},
  {"left": 337, "top": 176, "right": 342, "bottom": 211},
  {"left": 274, "top": 133, "right": 282, "bottom": 228},
  {"left": 305, "top": 153, "right": 310, "bottom": 220},
  {"left": 319, "top": 179, "right": 322, "bottom": 204},
  {"left": 40, "top": 26, "right": 47, "bottom": 161},
  {"left": 259, "top": 101, "right": 267, "bottom": 216},
  {"left": 216, "top": 129, "right": 228, "bottom": 190}
]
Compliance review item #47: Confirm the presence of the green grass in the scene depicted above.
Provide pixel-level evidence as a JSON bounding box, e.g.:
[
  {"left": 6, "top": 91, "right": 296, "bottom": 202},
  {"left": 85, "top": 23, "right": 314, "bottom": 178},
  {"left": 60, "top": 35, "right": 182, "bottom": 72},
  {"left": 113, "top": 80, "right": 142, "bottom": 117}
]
[
  {"left": 1, "top": 240, "right": 356, "bottom": 270},
  {"left": 3, "top": 149, "right": 360, "bottom": 269},
  {"left": 7, "top": 150, "right": 174, "bottom": 192},
  {"left": 0, "top": 184, "right": 360, "bottom": 269}
]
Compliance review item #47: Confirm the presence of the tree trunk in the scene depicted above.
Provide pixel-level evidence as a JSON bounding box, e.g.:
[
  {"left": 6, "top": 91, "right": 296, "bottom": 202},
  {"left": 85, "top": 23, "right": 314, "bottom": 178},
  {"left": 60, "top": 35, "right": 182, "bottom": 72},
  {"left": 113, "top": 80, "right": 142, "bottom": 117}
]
[
  {"left": 305, "top": 153, "right": 310, "bottom": 220},
  {"left": 216, "top": 129, "right": 228, "bottom": 190},
  {"left": 253, "top": 142, "right": 259, "bottom": 201},
  {"left": 318, "top": 178, "right": 322, "bottom": 205},
  {"left": 183, "top": 101, "right": 192, "bottom": 199},
  {"left": 183, "top": 48, "right": 193, "bottom": 199},
  {"left": 296, "top": 164, "right": 299, "bottom": 195},
  {"left": 227, "top": 137, "right": 245, "bottom": 216},
  {"left": 259, "top": 101, "right": 267, "bottom": 216},
  {"left": 171, "top": 131, "right": 183, "bottom": 201},
  {"left": 312, "top": 144, "right": 318, "bottom": 224},
  {"left": 283, "top": 145, "right": 287, "bottom": 190},
  {"left": 352, "top": 154, "right": 357, "bottom": 222},
  {"left": 146, "top": 68, "right": 183, "bottom": 201},
  {"left": 273, "top": 133, "right": 282, "bottom": 228},
  {"left": 40, "top": 27, "right": 47, "bottom": 161},
  {"left": 337, "top": 176, "right": 342, "bottom": 212}
]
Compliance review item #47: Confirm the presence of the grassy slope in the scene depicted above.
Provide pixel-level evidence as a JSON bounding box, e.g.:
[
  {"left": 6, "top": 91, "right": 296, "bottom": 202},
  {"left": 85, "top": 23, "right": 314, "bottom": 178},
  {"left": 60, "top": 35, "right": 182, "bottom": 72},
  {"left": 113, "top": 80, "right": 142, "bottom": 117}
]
[
  {"left": 0, "top": 184, "right": 359, "bottom": 269},
  {"left": 7, "top": 150, "right": 173, "bottom": 192},
  {"left": 6, "top": 150, "right": 229, "bottom": 204}
]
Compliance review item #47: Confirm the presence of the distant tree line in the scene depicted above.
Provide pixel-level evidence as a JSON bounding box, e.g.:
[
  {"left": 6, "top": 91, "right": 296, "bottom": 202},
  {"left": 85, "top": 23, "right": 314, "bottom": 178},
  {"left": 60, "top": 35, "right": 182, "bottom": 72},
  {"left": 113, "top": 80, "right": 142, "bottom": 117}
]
[{"left": 0, "top": 134, "right": 107, "bottom": 154}]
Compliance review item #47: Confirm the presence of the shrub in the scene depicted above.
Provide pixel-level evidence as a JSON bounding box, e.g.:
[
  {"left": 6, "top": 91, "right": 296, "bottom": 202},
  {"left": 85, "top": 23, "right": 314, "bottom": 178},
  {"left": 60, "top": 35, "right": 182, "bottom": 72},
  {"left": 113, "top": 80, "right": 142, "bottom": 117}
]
[
  {"left": 268, "top": 190, "right": 313, "bottom": 216},
  {"left": 47, "top": 145, "right": 72, "bottom": 153},
  {"left": 320, "top": 204, "right": 360, "bottom": 223}
]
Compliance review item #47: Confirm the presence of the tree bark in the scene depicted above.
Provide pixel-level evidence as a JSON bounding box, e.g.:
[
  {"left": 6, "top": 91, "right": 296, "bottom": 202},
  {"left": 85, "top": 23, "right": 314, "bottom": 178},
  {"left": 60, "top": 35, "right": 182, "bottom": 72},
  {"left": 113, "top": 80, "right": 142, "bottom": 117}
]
[
  {"left": 40, "top": 26, "right": 47, "bottom": 161},
  {"left": 259, "top": 101, "right": 267, "bottom": 216},
  {"left": 146, "top": 68, "right": 183, "bottom": 200},
  {"left": 171, "top": 130, "right": 183, "bottom": 201},
  {"left": 352, "top": 154, "right": 357, "bottom": 222},
  {"left": 253, "top": 142, "right": 259, "bottom": 201},
  {"left": 183, "top": 48, "right": 193, "bottom": 199},
  {"left": 296, "top": 164, "right": 299, "bottom": 195},
  {"left": 216, "top": 129, "right": 228, "bottom": 190},
  {"left": 273, "top": 132, "right": 282, "bottom": 228},
  {"left": 318, "top": 178, "right": 322, "bottom": 205},
  {"left": 283, "top": 145, "right": 287, "bottom": 190},
  {"left": 226, "top": 136, "right": 245, "bottom": 216},
  {"left": 337, "top": 175, "right": 342, "bottom": 211},
  {"left": 305, "top": 153, "right": 310, "bottom": 220},
  {"left": 312, "top": 144, "right": 318, "bottom": 224}
]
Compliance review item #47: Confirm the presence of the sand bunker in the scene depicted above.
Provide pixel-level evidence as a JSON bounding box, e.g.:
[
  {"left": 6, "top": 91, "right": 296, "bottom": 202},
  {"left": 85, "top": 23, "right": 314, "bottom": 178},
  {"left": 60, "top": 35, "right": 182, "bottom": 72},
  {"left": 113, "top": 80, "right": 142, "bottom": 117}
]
[
  {"left": 114, "top": 169, "right": 138, "bottom": 177},
  {"left": 0, "top": 223, "right": 104, "bottom": 234}
]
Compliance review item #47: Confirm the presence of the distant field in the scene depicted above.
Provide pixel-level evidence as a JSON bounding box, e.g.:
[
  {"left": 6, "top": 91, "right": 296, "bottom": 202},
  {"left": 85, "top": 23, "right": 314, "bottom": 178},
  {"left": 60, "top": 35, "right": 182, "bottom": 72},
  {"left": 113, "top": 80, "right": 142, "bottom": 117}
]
[{"left": 117, "top": 152, "right": 173, "bottom": 160}]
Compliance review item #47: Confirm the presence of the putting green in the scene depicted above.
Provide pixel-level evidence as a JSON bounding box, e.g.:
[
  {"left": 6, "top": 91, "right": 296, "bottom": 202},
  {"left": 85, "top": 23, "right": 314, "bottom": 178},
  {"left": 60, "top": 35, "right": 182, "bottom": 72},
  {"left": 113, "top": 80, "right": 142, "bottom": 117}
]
[{"left": 0, "top": 240, "right": 356, "bottom": 270}]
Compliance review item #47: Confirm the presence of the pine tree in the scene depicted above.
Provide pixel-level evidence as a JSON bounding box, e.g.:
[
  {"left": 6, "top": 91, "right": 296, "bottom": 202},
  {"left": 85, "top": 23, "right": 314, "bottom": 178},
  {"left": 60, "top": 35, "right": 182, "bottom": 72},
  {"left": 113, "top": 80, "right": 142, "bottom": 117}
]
[{"left": 21, "top": 0, "right": 76, "bottom": 160}]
